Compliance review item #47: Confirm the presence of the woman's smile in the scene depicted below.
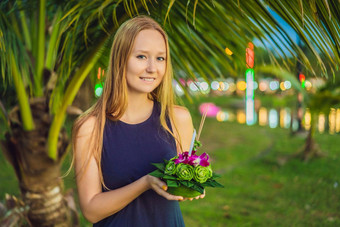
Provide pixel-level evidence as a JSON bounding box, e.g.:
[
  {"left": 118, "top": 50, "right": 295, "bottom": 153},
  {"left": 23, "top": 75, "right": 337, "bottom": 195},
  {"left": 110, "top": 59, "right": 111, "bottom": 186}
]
[{"left": 140, "top": 77, "right": 156, "bottom": 82}]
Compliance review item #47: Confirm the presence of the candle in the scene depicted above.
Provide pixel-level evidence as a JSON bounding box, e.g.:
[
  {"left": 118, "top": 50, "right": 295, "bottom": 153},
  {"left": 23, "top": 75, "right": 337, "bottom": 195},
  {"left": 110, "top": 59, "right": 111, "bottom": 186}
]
[{"left": 188, "top": 129, "right": 196, "bottom": 156}]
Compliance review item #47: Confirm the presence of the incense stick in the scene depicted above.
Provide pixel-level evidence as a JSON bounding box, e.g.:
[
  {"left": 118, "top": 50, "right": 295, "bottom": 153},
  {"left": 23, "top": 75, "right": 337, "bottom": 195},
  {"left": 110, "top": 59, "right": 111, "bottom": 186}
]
[{"left": 197, "top": 105, "right": 209, "bottom": 141}]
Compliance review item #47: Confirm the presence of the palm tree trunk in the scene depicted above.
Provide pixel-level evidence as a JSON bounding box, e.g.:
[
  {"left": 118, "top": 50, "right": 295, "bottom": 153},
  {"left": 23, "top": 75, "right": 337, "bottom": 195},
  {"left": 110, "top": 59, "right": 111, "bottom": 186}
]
[
  {"left": 302, "top": 112, "right": 322, "bottom": 161},
  {"left": 303, "top": 123, "right": 315, "bottom": 160},
  {"left": 1, "top": 98, "right": 73, "bottom": 226}
]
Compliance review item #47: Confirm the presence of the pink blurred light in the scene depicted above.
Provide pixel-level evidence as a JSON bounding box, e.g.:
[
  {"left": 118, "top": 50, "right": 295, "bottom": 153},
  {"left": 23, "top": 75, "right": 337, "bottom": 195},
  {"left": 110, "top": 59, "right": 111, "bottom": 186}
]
[
  {"left": 179, "top": 78, "right": 186, "bottom": 86},
  {"left": 186, "top": 79, "right": 193, "bottom": 86},
  {"left": 199, "top": 103, "right": 221, "bottom": 117}
]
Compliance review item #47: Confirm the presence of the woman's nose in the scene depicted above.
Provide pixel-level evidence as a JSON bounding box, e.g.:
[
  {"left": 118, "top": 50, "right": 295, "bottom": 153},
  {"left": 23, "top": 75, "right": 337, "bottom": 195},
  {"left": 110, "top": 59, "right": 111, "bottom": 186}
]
[{"left": 146, "top": 59, "right": 156, "bottom": 73}]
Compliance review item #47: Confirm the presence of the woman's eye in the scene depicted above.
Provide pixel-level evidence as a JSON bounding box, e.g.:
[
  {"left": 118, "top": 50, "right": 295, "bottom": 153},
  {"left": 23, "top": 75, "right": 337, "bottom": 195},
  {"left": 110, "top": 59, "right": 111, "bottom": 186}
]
[
  {"left": 137, "top": 55, "right": 146, "bottom": 59},
  {"left": 157, "top": 57, "right": 165, "bottom": 61}
]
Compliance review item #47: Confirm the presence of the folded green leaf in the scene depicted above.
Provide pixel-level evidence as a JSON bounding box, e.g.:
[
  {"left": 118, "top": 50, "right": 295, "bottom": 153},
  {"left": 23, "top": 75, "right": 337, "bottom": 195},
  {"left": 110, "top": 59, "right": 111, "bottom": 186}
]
[
  {"left": 212, "top": 173, "right": 221, "bottom": 179},
  {"left": 213, "top": 181, "right": 224, "bottom": 188},
  {"left": 202, "top": 179, "right": 224, "bottom": 188},
  {"left": 201, "top": 181, "right": 214, "bottom": 187},
  {"left": 163, "top": 174, "right": 177, "bottom": 180},
  {"left": 166, "top": 180, "right": 179, "bottom": 187},
  {"left": 151, "top": 162, "right": 166, "bottom": 171},
  {"left": 192, "top": 184, "right": 205, "bottom": 194},
  {"left": 149, "top": 169, "right": 164, "bottom": 178},
  {"left": 180, "top": 180, "right": 194, "bottom": 188}
]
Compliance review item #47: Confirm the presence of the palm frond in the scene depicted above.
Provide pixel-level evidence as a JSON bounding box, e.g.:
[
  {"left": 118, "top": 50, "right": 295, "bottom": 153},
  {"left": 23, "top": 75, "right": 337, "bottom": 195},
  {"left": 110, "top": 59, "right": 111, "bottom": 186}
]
[
  {"left": 262, "top": 0, "right": 340, "bottom": 76},
  {"left": 47, "top": 34, "right": 110, "bottom": 160},
  {"left": 2, "top": 0, "right": 340, "bottom": 160}
]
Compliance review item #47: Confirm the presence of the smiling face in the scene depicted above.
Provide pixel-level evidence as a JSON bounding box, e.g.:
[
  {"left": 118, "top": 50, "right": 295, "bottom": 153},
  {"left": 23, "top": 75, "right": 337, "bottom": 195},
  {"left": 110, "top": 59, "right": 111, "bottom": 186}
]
[{"left": 125, "top": 29, "right": 167, "bottom": 96}]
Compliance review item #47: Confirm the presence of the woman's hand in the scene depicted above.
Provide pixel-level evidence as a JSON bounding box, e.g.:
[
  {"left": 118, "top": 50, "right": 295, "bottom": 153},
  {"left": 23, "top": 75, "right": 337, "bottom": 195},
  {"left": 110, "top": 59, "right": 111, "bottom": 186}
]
[
  {"left": 146, "top": 175, "right": 206, "bottom": 201},
  {"left": 145, "top": 175, "right": 184, "bottom": 201},
  {"left": 181, "top": 190, "right": 205, "bottom": 201}
]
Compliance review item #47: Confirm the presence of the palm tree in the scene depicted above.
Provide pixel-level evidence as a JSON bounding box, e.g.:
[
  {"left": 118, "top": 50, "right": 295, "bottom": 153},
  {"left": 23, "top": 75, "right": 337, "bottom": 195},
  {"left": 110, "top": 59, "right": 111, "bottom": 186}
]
[
  {"left": 0, "top": 0, "right": 99, "bottom": 225},
  {"left": 302, "top": 78, "right": 340, "bottom": 161},
  {"left": 257, "top": 64, "right": 340, "bottom": 162},
  {"left": 0, "top": 0, "right": 339, "bottom": 226}
]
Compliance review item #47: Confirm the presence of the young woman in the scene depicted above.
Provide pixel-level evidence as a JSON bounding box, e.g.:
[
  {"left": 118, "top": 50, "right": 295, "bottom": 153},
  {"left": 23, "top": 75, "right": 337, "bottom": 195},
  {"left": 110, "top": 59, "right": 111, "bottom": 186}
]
[{"left": 72, "top": 16, "right": 205, "bottom": 226}]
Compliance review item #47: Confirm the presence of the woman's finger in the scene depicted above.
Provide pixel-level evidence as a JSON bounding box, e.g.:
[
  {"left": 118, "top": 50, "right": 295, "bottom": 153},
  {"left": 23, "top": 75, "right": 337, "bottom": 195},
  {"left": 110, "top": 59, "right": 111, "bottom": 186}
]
[
  {"left": 152, "top": 185, "right": 183, "bottom": 201},
  {"left": 157, "top": 181, "right": 167, "bottom": 191},
  {"left": 161, "top": 191, "right": 183, "bottom": 201},
  {"left": 150, "top": 176, "right": 167, "bottom": 190}
]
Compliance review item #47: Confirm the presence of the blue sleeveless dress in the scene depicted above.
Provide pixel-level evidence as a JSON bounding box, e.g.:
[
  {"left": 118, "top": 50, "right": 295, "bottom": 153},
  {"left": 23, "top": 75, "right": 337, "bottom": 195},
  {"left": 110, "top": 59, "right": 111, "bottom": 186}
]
[{"left": 93, "top": 101, "right": 185, "bottom": 227}]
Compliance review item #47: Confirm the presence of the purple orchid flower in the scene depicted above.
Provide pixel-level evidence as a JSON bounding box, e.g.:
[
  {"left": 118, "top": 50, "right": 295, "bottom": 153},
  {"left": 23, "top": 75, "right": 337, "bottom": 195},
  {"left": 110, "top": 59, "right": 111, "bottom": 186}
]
[
  {"left": 198, "top": 152, "right": 210, "bottom": 167},
  {"left": 191, "top": 152, "right": 210, "bottom": 167},
  {"left": 188, "top": 155, "right": 199, "bottom": 166},
  {"left": 174, "top": 150, "right": 210, "bottom": 167},
  {"left": 174, "top": 151, "right": 189, "bottom": 164}
]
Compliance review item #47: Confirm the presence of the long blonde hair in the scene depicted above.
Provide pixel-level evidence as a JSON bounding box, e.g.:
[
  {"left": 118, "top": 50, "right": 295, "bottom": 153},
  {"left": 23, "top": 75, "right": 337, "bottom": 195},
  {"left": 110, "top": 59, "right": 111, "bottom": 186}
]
[{"left": 72, "top": 16, "right": 179, "bottom": 189}]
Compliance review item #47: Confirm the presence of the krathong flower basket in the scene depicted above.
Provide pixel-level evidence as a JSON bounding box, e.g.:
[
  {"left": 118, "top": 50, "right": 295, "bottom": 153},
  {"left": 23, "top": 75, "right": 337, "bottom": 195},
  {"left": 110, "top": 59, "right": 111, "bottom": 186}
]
[{"left": 149, "top": 141, "right": 224, "bottom": 198}]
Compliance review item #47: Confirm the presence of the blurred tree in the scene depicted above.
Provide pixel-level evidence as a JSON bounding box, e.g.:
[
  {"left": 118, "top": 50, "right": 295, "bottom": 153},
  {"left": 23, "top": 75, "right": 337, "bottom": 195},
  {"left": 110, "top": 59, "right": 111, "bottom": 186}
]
[
  {"left": 257, "top": 64, "right": 340, "bottom": 162},
  {"left": 0, "top": 0, "right": 339, "bottom": 226},
  {"left": 302, "top": 77, "right": 340, "bottom": 161}
]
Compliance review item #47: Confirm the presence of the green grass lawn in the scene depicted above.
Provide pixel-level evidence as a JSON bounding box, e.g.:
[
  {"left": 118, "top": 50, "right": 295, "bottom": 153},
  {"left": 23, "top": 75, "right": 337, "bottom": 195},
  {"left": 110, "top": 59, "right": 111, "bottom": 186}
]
[
  {"left": 1, "top": 95, "right": 340, "bottom": 226},
  {"left": 180, "top": 119, "right": 340, "bottom": 227}
]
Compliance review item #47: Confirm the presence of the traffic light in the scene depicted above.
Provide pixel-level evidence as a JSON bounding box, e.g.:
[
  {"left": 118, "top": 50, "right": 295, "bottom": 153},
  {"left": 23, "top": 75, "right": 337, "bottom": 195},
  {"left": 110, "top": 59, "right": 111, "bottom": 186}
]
[
  {"left": 95, "top": 67, "right": 105, "bottom": 97},
  {"left": 245, "top": 42, "right": 255, "bottom": 125},
  {"left": 299, "top": 73, "right": 305, "bottom": 88},
  {"left": 246, "top": 42, "right": 254, "bottom": 68},
  {"left": 95, "top": 83, "right": 103, "bottom": 97}
]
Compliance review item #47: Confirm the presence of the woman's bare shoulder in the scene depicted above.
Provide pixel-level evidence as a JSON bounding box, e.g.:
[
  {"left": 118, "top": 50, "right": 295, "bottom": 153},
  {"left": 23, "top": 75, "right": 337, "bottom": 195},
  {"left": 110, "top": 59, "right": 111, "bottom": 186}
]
[
  {"left": 76, "top": 115, "right": 97, "bottom": 137},
  {"left": 173, "top": 105, "right": 192, "bottom": 123},
  {"left": 172, "top": 105, "right": 193, "bottom": 129}
]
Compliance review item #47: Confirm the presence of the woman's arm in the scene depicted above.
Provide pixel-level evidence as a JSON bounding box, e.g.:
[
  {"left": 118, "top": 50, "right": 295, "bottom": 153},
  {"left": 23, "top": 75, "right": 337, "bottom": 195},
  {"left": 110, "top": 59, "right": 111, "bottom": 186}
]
[
  {"left": 74, "top": 117, "right": 183, "bottom": 223},
  {"left": 172, "top": 105, "right": 194, "bottom": 153},
  {"left": 172, "top": 106, "right": 206, "bottom": 201}
]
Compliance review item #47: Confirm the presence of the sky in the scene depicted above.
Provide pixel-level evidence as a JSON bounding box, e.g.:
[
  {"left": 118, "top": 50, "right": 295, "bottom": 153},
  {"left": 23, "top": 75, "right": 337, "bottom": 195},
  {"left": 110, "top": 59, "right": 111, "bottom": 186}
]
[{"left": 253, "top": 7, "right": 300, "bottom": 57}]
